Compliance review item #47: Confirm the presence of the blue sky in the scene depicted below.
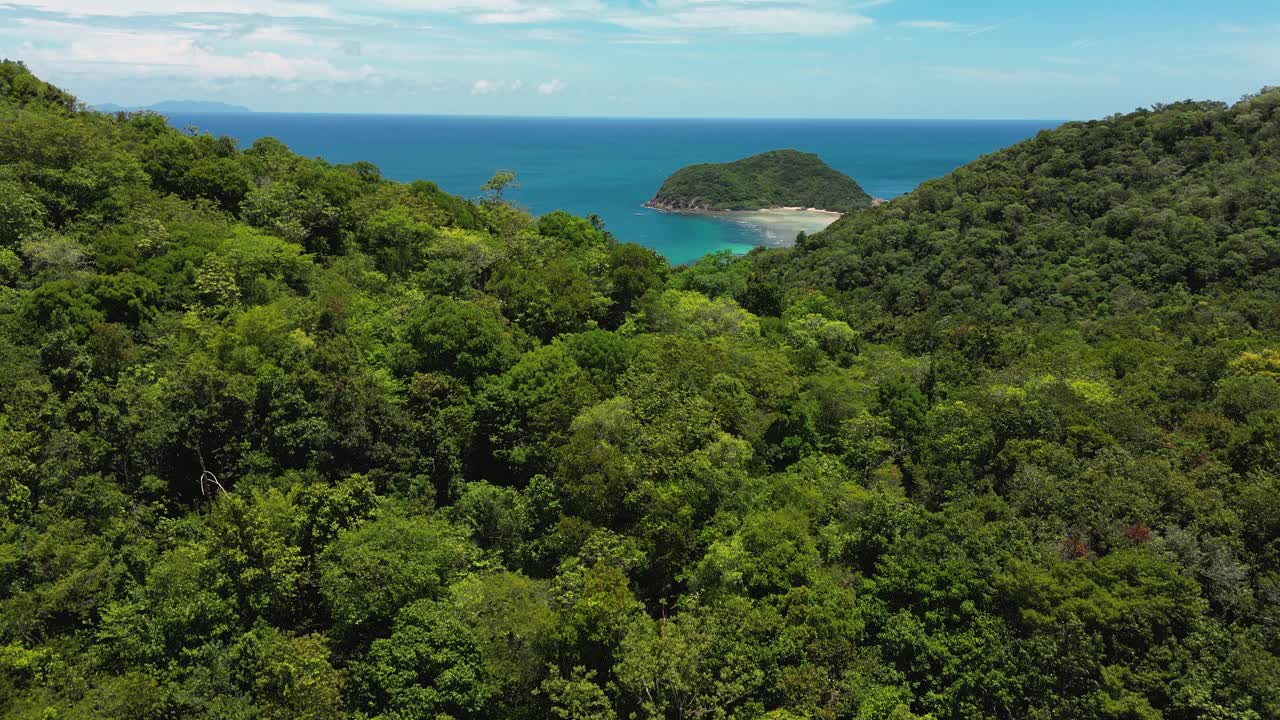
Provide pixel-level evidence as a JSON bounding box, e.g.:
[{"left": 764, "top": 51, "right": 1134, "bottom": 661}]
[{"left": 1, "top": 0, "right": 1277, "bottom": 118}]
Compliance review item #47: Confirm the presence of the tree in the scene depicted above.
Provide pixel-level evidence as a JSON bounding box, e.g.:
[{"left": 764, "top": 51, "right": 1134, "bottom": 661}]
[
  {"left": 605, "top": 243, "right": 667, "bottom": 327},
  {"left": 537, "top": 210, "right": 607, "bottom": 249},
  {"left": 402, "top": 295, "right": 522, "bottom": 381},
  {"left": 480, "top": 344, "right": 598, "bottom": 475},
  {"left": 482, "top": 170, "right": 520, "bottom": 203},
  {"left": 876, "top": 378, "right": 929, "bottom": 444},
  {"left": 540, "top": 666, "right": 616, "bottom": 720},
  {"left": 615, "top": 599, "right": 770, "bottom": 720},
  {"left": 319, "top": 512, "right": 477, "bottom": 637},
  {"left": 357, "top": 572, "right": 555, "bottom": 719},
  {"left": 487, "top": 259, "right": 606, "bottom": 342}
]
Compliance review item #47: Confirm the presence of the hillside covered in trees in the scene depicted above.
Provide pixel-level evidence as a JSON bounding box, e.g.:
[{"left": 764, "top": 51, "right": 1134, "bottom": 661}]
[
  {"left": 1, "top": 60, "right": 1279, "bottom": 720},
  {"left": 647, "top": 149, "right": 873, "bottom": 212}
]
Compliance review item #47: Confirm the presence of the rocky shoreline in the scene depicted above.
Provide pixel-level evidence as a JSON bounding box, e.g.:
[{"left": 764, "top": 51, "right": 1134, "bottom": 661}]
[
  {"left": 644, "top": 198, "right": 887, "bottom": 214},
  {"left": 643, "top": 199, "right": 719, "bottom": 212}
]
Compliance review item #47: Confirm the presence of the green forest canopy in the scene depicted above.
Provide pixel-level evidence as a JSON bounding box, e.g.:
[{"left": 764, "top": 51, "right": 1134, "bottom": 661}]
[
  {"left": 1, "top": 59, "right": 1279, "bottom": 719},
  {"left": 647, "top": 148, "right": 873, "bottom": 212}
]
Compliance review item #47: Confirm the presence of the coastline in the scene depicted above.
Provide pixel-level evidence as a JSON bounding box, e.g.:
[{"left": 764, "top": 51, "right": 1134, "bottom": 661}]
[
  {"left": 645, "top": 202, "right": 854, "bottom": 247},
  {"left": 643, "top": 198, "right": 886, "bottom": 215}
]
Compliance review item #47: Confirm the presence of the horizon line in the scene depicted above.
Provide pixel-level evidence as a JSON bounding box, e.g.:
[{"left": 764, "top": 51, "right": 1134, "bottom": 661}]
[{"left": 96, "top": 106, "right": 1070, "bottom": 124}]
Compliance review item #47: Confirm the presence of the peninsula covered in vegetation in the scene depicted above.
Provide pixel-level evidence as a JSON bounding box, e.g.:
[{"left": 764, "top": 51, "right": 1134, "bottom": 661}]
[
  {"left": 2, "top": 59, "right": 1280, "bottom": 720},
  {"left": 645, "top": 148, "right": 873, "bottom": 213}
]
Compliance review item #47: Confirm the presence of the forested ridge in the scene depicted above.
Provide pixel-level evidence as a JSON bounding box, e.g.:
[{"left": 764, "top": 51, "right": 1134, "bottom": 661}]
[{"left": 1, "top": 59, "right": 1279, "bottom": 719}]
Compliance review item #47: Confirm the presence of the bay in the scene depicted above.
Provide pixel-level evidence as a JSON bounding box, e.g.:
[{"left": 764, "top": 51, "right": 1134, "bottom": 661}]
[{"left": 164, "top": 113, "right": 1059, "bottom": 264}]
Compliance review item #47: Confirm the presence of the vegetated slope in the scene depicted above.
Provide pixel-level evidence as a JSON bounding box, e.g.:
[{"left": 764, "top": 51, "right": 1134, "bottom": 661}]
[
  {"left": 647, "top": 148, "right": 873, "bottom": 212},
  {"left": 749, "top": 92, "right": 1280, "bottom": 336},
  {"left": 3, "top": 58, "right": 1280, "bottom": 720}
]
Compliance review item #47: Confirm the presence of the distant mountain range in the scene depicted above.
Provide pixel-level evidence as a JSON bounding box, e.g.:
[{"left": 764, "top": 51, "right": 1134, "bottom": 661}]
[{"left": 96, "top": 100, "right": 252, "bottom": 113}]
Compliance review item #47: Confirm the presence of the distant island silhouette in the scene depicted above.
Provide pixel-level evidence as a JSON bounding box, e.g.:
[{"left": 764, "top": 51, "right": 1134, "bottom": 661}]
[{"left": 96, "top": 100, "right": 252, "bottom": 113}]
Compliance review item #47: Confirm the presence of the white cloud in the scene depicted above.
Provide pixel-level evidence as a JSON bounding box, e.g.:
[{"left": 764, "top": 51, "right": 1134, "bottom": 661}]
[
  {"left": 2, "top": 0, "right": 333, "bottom": 18},
  {"left": 13, "top": 19, "right": 373, "bottom": 82},
  {"left": 365, "top": 0, "right": 873, "bottom": 36},
  {"left": 898, "top": 19, "right": 1001, "bottom": 36},
  {"left": 931, "top": 65, "right": 1111, "bottom": 85},
  {"left": 473, "top": 7, "right": 563, "bottom": 24},
  {"left": 358, "top": 0, "right": 603, "bottom": 24},
  {"left": 608, "top": 5, "right": 873, "bottom": 36},
  {"left": 899, "top": 20, "right": 960, "bottom": 31},
  {"left": 1228, "top": 43, "right": 1280, "bottom": 73},
  {"left": 4, "top": 0, "right": 879, "bottom": 41},
  {"left": 611, "top": 35, "right": 689, "bottom": 45},
  {"left": 1041, "top": 55, "right": 1088, "bottom": 66},
  {"left": 524, "top": 28, "right": 584, "bottom": 42},
  {"left": 360, "top": 0, "right": 530, "bottom": 11},
  {"left": 456, "top": 77, "right": 552, "bottom": 97},
  {"left": 242, "top": 24, "right": 334, "bottom": 47},
  {"left": 0, "top": 0, "right": 889, "bottom": 108},
  {"left": 470, "top": 78, "right": 526, "bottom": 94},
  {"left": 967, "top": 23, "right": 1001, "bottom": 36}
]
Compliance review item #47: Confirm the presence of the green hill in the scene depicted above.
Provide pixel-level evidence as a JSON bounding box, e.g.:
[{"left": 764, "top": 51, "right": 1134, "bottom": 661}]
[
  {"left": 2, "top": 58, "right": 1280, "bottom": 720},
  {"left": 647, "top": 148, "right": 872, "bottom": 212},
  {"left": 744, "top": 90, "right": 1280, "bottom": 335}
]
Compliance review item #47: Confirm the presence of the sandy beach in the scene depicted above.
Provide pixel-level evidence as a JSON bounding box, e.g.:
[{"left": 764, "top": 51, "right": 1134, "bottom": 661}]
[
  {"left": 720, "top": 207, "right": 842, "bottom": 246},
  {"left": 643, "top": 202, "right": 868, "bottom": 248}
]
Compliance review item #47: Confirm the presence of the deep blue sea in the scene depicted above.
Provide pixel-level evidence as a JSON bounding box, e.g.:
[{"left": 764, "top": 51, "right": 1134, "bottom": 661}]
[{"left": 165, "top": 113, "right": 1059, "bottom": 263}]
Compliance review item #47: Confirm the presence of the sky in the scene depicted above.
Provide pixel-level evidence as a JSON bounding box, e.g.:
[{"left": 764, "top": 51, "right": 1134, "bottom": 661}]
[{"left": 1, "top": 0, "right": 1277, "bottom": 119}]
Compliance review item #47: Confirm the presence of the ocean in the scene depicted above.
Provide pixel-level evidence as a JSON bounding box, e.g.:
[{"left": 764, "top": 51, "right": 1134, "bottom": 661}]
[{"left": 164, "top": 113, "right": 1059, "bottom": 264}]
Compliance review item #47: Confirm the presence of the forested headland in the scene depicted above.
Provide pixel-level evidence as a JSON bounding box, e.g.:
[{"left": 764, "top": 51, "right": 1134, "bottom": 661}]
[
  {"left": 2, "top": 60, "right": 1279, "bottom": 719},
  {"left": 646, "top": 149, "right": 872, "bottom": 212}
]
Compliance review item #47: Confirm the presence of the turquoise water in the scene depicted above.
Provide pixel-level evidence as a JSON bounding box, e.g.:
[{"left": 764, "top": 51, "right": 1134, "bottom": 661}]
[{"left": 165, "top": 113, "right": 1059, "bottom": 264}]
